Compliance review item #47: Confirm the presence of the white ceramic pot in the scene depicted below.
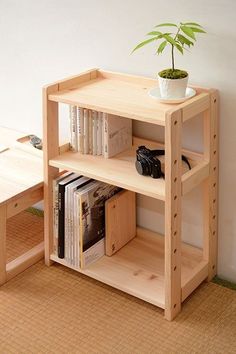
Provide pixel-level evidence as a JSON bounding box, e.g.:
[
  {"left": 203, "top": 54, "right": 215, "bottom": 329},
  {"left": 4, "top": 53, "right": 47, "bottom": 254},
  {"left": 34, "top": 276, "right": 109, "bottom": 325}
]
[{"left": 158, "top": 74, "right": 188, "bottom": 99}]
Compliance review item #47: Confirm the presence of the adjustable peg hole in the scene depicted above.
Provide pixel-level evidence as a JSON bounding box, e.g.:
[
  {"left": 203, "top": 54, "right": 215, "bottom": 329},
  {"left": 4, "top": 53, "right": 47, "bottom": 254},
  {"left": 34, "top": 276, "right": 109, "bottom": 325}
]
[
  {"left": 174, "top": 159, "right": 177, "bottom": 165},
  {"left": 174, "top": 120, "right": 177, "bottom": 125},
  {"left": 174, "top": 266, "right": 177, "bottom": 271},
  {"left": 214, "top": 98, "right": 216, "bottom": 103},
  {"left": 213, "top": 215, "right": 216, "bottom": 220},
  {"left": 174, "top": 231, "right": 177, "bottom": 236},
  {"left": 214, "top": 134, "right": 217, "bottom": 139},
  {"left": 174, "top": 249, "right": 177, "bottom": 254},
  {"left": 174, "top": 304, "right": 177, "bottom": 309},
  {"left": 214, "top": 150, "right": 216, "bottom": 155},
  {"left": 213, "top": 231, "right": 216, "bottom": 236},
  {"left": 213, "top": 199, "right": 216, "bottom": 204},
  {"left": 174, "top": 177, "right": 177, "bottom": 183},
  {"left": 174, "top": 195, "right": 177, "bottom": 200},
  {"left": 213, "top": 183, "right": 216, "bottom": 187},
  {"left": 212, "top": 265, "right": 215, "bottom": 270},
  {"left": 14, "top": 203, "right": 18, "bottom": 208},
  {"left": 213, "top": 167, "right": 216, "bottom": 171},
  {"left": 174, "top": 213, "right": 177, "bottom": 218}
]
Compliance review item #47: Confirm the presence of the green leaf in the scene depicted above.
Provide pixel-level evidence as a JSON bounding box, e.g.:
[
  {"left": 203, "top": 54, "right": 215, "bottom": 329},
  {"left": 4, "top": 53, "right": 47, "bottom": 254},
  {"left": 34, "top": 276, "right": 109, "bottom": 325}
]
[
  {"left": 177, "top": 34, "right": 194, "bottom": 47},
  {"left": 189, "top": 27, "right": 206, "bottom": 33},
  {"left": 163, "top": 34, "right": 177, "bottom": 46},
  {"left": 155, "top": 23, "right": 177, "bottom": 27},
  {"left": 182, "top": 22, "right": 202, "bottom": 27},
  {"left": 176, "top": 43, "right": 183, "bottom": 54},
  {"left": 180, "top": 25, "right": 196, "bottom": 40},
  {"left": 146, "top": 31, "right": 162, "bottom": 36},
  {"left": 131, "top": 37, "right": 159, "bottom": 53},
  {"left": 157, "top": 40, "right": 167, "bottom": 54}
]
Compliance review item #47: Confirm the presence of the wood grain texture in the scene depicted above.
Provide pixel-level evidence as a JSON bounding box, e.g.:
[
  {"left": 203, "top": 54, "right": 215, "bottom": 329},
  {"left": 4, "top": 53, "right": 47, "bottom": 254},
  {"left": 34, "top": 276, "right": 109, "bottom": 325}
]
[
  {"left": 43, "top": 86, "right": 59, "bottom": 266},
  {"left": 48, "top": 70, "right": 210, "bottom": 127},
  {"left": 50, "top": 227, "right": 204, "bottom": 309},
  {"left": 203, "top": 90, "right": 219, "bottom": 280},
  {"left": 105, "top": 190, "right": 136, "bottom": 256},
  {"left": 0, "top": 204, "right": 7, "bottom": 285},
  {"left": 164, "top": 109, "right": 182, "bottom": 320}
]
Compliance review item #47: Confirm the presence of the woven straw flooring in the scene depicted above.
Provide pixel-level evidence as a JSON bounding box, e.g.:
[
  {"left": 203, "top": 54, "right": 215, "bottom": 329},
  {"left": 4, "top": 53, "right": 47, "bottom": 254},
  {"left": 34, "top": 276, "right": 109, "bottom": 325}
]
[
  {"left": 7, "top": 210, "right": 44, "bottom": 262},
  {"left": 1, "top": 211, "right": 236, "bottom": 353}
]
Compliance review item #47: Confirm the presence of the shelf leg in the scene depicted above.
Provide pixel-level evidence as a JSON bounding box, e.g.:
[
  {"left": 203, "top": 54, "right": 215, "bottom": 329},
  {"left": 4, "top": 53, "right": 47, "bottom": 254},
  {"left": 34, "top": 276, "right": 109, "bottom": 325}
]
[
  {"left": 43, "top": 85, "right": 59, "bottom": 266},
  {"left": 203, "top": 90, "right": 219, "bottom": 281},
  {"left": 164, "top": 109, "right": 182, "bottom": 320},
  {"left": 0, "top": 204, "right": 7, "bottom": 285}
]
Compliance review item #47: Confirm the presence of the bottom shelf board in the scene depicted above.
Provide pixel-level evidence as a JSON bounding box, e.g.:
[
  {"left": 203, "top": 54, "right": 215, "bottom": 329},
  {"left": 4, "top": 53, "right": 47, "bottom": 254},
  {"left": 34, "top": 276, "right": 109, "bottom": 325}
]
[{"left": 50, "top": 227, "right": 206, "bottom": 309}]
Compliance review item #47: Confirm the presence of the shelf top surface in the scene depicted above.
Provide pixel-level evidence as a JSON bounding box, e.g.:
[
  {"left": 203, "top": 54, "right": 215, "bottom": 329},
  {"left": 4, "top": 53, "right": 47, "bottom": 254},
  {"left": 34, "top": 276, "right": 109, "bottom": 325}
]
[
  {"left": 47, "top": 70, "right": 210, "bottom": 126},
  {"left": 49, "top": 136, "right": 203, "bottom": 201}
]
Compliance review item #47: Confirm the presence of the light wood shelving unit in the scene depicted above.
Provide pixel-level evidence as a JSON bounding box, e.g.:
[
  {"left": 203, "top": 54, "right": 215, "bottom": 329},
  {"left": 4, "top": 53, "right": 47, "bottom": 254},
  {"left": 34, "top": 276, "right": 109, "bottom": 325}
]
[{"left": 43, "top": 69, "right": 218, "bottom": 320}]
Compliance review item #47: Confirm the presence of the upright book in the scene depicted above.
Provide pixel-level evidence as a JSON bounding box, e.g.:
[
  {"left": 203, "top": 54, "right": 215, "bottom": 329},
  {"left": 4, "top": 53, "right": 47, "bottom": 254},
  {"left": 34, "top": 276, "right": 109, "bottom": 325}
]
[
  {"left": 103, "top": 113, "right": 132, "bottom": 158},
  {"left": 78, "top": 181, "right": 120, "bottom": 268}
]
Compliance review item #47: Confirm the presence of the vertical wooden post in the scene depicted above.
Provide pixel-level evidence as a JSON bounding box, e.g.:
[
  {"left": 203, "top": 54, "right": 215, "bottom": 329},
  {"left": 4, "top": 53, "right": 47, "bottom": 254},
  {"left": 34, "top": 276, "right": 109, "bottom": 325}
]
[
  {"left": 0, "top": 204, "right": 7, "bottom": 285},
  {"left": 43, "top": 85, "right": 59, "bottom": 266},
  {"left": 203, "top": 90, "right": 219, "bottom": 280},
  {"left": 165, "top": 109, "right": 182, "bottom": 320}
]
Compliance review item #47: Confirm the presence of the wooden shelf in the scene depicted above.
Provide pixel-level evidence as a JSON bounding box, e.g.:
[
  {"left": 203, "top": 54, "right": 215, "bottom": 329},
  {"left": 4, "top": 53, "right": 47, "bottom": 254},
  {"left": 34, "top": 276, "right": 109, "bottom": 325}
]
[
  {"left": 48, "top": 69, "right": 210, "bottom": 126},
  {"left": 49, "top": 136, "right": 209, "bottom": 201},
  {"left": 50, "top": 227, "right": 208, "bottom": 309},
  {"left": 44, "top": 69, "right": 218, "bottom": 320}
]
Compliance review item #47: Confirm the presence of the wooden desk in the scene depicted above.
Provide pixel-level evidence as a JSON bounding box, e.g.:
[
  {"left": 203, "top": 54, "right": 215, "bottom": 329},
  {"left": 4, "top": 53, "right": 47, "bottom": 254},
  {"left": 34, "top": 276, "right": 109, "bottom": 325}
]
[{"left": 0, "top": 128, "right": 44, "bottom": 285}]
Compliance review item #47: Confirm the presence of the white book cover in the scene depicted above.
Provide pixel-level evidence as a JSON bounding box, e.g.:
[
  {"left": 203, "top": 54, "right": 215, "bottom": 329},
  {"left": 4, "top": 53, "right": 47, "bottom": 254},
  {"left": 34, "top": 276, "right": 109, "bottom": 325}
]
[
  {"left": 88, "top": 110, "right": 93, "bottom": 155},
  {"left": 77, "top": 107, "right": 83, "bottom": 153},
  {"left": 83, "top": 109, "right": 89, "bottom": 154},
  {"left": 97, "top": 112, "right": 102, "bottom": 155},
  {"left": 92, "top": 111, "right": 97, "bottom": 155},
  {"left": 67, "top": 176, "right": 90, "bottom": 266},
  {"left": 69, "top": 105, "right": 78, "bottom": 152},
  {"left": 103, "top": 113, "right": 132, "bottom": 158},
  {"left": 101, "top": 113, "right": 104, "bottom": 156}
]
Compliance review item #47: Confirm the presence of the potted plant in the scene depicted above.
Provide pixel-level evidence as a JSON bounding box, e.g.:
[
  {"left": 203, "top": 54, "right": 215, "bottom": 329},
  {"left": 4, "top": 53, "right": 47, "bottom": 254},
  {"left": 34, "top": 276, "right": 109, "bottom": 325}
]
[{"left": 132, "top": 22, "right": 206, "bottom": 99}]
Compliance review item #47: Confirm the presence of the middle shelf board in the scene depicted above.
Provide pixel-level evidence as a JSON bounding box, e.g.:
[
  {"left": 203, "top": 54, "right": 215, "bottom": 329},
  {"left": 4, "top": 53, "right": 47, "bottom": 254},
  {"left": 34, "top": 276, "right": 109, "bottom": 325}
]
[
  {"left": 50, "top": 227, "right": 208, "bottom": 309},
  {"left": 49, "top": 137, "right": 209, "bottom": 201}
]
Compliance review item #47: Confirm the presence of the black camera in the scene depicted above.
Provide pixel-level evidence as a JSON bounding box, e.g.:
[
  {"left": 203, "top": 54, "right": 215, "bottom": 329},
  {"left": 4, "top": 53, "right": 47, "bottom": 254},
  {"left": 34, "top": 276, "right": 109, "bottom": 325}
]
[
  {"left": 135, "top": 146, "right": 164, "bottom": 179},
  {"left": 135, "top": 145, "right": 191, "bottom": 179}
]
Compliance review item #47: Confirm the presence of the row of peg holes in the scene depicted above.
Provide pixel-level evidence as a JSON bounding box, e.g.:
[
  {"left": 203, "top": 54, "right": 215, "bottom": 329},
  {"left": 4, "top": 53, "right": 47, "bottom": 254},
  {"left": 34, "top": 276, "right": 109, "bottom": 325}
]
[
  {"left": 212, "top": 102, "right": 217, "bottom": 272},
  {"left": 173, "top": 120, "right": 178, "bottom": 310}
]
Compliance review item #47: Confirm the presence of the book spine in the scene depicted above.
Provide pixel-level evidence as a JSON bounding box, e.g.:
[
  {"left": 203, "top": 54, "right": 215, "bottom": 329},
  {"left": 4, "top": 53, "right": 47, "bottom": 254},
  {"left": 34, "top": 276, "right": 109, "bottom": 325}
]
[
  {"left": 97, "top": 112, "right": 102, "bottom": 155},
  {"left": 74, "top": 192, "right": 80, "bottom": 268},
  {"left": 103, "top": 112, "right": 108, "bottom": 158},
  {"left": 88, "top": 110, "right": 93, "bottom": 155},
  {"left": 101, "top": 113, "right": 104, "bottom": 156},
  {"left": 69, "top": 105, "right": 78, "bottom": 152},
  {"left": 53, "top": 179, "right": 57, "bottom": 255},
  {"left": 65, "top": 186, "right": 69, "bottom": 262},
  {"left": 78, "top": 107, "right": 84, "bottom": 154},
  {"left": 58, "top": 184, "right": 65, "bottom": 258},
  {"left": 83, "top": 109, "right": 89, "bottom": 154},
  {"left": 92, "top": 111, "right": 97, "bottom": 156}
]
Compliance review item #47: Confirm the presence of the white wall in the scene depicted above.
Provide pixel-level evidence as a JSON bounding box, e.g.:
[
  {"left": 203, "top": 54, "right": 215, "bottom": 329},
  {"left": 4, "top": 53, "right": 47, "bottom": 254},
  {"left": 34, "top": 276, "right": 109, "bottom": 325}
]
[{"left": 1, "top": 0, "right": 236, "bottom": 282}]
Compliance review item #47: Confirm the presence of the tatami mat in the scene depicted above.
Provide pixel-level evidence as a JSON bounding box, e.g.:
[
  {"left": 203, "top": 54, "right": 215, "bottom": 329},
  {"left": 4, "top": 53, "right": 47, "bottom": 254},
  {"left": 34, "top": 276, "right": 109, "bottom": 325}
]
[
  {"left": 7, "top": 210, "right": 44, "bottom": 262},
  {"left": 2, "top": 211, "right": 236, "bottom": 353},
  {"left": 0, "top": 258, "right": 236, "bottom": 353}
]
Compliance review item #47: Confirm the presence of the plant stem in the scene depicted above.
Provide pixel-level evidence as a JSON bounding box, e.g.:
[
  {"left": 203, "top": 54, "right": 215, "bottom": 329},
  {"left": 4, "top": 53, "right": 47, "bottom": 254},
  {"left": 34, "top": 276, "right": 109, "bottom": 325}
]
[
  {"left": 171, "top": 25, "right": 181, "bottom": 72},
  {"left": 171, "top": 45, "right": 174, "bottom": 71}
]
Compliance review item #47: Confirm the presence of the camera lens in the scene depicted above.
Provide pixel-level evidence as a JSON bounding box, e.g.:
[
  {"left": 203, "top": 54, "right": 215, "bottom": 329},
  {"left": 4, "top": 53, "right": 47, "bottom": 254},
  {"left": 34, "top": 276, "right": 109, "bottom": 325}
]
[{"left": 135, "top": 160, "right": 149, "bottom": 176}]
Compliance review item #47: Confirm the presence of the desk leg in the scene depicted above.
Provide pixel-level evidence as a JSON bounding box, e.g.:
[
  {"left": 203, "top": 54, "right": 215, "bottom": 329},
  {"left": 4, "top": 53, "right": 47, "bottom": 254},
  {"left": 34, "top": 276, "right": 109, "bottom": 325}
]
[{"left": 0, "top": 204, "right": 7, "bottom": 285}]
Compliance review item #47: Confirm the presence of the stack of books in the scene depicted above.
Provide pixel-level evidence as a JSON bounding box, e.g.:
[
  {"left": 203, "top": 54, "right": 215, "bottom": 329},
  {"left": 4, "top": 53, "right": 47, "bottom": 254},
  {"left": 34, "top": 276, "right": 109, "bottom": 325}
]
[
  {"left": 69, "top": 106, "right": 132, "bottom": 158},
  {"left": 53, "top": 172, "right": 120, "bottom": 269}
]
